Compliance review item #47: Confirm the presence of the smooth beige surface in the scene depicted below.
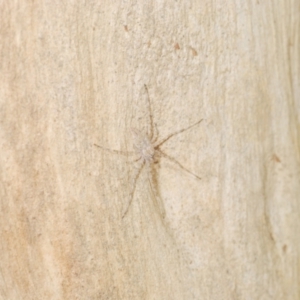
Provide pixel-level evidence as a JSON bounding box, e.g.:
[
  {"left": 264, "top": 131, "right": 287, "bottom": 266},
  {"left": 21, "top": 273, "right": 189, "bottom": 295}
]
[{"left": 0, "top": 1, "right": 299, "bottom": 299}]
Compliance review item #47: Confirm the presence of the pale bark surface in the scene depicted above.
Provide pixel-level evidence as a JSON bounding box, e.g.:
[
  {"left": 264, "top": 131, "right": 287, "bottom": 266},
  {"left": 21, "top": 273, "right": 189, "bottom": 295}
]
[{"left": 0, "top": 1, "right": 299, "bottom": 299}]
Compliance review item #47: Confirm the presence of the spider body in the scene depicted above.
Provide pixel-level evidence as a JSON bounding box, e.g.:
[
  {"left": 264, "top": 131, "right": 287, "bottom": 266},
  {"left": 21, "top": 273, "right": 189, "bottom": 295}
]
[
  {"left": 95, "top": 85, "right": 203, "bottom": 218},
  {"left": 132, "top": 128, "right": 155, "bottom": 163}
]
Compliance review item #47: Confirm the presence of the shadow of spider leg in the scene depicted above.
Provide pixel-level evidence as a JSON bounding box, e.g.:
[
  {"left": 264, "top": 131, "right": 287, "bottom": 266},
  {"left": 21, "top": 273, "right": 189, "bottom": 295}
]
[
  {"left": 146, "top": 163, "right": 166, "bottom": 219},
  {"left": 122, "top": 159, "right": 145, "bottom": 218}
]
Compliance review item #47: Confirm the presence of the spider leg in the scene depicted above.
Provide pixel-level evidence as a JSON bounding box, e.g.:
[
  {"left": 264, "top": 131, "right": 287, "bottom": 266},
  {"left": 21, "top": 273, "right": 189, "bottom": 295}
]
[
  {"left": 94, "top": 143, "right": 135, "bottom": 156},
  {"left": 151, "top": 123, "right": 159, "bottom": 144},
  {"left": 157, "top": 149, "right": 201, "bottom": 180},
  {"left": 122, "top": 160, "right": 145, "bottom": 218},
  {"left": 144, "top": 84, "right": 155, "bottom": 140},
  {"left": 154, "top": 119, "right": 203, "bottom": 147}
]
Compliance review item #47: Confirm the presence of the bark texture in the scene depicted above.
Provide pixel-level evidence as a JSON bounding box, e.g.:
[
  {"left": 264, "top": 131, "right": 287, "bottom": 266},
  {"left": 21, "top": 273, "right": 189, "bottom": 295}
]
[{"left": 0, "top": 1, "right": 299, "bottom": 299}]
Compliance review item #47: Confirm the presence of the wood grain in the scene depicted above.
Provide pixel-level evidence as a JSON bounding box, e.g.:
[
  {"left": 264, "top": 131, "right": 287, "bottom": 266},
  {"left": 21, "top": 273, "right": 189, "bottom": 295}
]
[{"left": 0, "top": 1, "right": 299, "bottom": 299}]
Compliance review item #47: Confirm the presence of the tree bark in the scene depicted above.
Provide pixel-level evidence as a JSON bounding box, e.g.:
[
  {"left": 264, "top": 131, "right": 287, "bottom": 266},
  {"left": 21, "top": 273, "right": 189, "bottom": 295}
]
[{"left": 0, "top": 1, "right": 299, "bottom": 299}]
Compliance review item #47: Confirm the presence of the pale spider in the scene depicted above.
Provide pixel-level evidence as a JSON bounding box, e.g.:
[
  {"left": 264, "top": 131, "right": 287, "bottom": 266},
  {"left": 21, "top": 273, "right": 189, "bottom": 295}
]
[{"left": 95, "top": 85, "right": 202, "bottom": 218}]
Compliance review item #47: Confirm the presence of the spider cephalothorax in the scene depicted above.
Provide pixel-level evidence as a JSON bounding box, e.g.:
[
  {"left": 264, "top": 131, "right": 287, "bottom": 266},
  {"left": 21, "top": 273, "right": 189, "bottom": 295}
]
[{"left": 131, "top": 128, "right": 155, "bottom": 163}]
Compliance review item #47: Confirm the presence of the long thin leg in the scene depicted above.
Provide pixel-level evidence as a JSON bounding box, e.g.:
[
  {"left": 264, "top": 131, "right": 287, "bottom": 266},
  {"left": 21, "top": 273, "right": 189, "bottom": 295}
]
[
  {"left": 151, "top": 122, "right": 159, "bottom": 144},
  {"left": 144, "top": 84, "right": 155, "bottom": 140},
  {"left": 155, "top": 119, "right": 203, "bottom": 147},
  {"left": 157, "top": 150, "right": 201, "bottom": 180},
  {"left": 94, "top": 143, "right": 135, "bottom": 156},
  {"left": 122, "top": 161, "right": 145, "bottom": 218}
]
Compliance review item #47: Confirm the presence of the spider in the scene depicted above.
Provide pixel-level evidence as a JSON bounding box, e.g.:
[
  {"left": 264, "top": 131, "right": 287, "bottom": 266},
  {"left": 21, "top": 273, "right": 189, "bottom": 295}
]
[{"left": 95, "top": 85, "right": 203, "bottom": 218}]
